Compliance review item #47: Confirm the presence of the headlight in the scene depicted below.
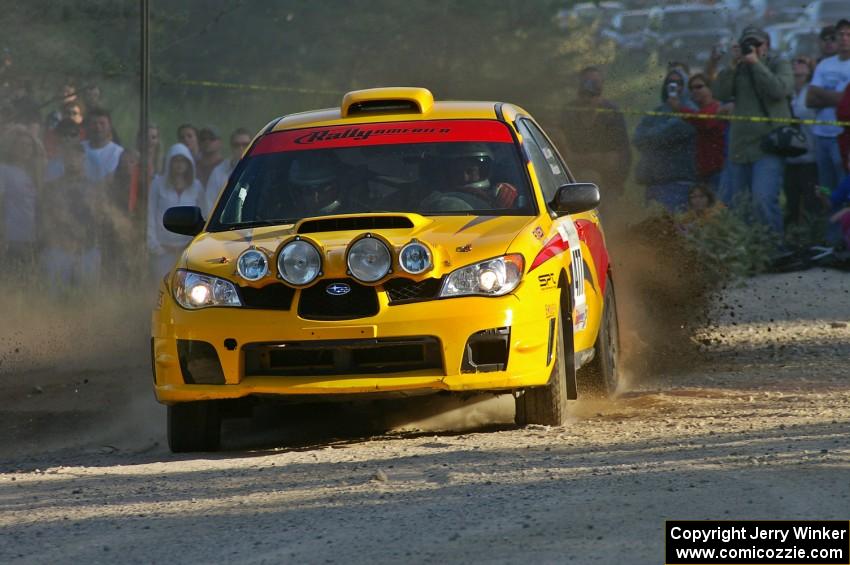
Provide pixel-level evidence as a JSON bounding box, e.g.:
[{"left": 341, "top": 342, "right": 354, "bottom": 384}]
[
  {"left": 440, "top": 254, "right": 524, "bottom": 297},
  {"left": 278, "top": 239, "right": 322, "bottom": 286},
  {"left": 347, "top": 235, "right": 391, "bottom": 282},
  {"left": 399, "top": 241, "right": 432, "bottom": 275},
  {"left": 173, "top": 270, "right": 241, "bottom": 309},
  {"left": 237, "top": 249, "right": 269, "bottom": 281}
]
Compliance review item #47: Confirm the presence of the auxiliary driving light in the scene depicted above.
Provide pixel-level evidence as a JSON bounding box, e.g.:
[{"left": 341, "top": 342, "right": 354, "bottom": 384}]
[
  {"left": 277, "top": 239, "right": 322, "bottom": 286},
  {"left": 399, "top": 241, "right": 432, "bottom": 275},
  {"left": 237, "top": 249, "right": 269, "bottom": 281},
  {"left": 347, "top": 235, "right": 391, "bottom": 282}
]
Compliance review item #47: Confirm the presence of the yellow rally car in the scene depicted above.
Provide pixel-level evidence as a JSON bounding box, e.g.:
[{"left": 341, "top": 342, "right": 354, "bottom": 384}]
[{"left": 153, "top": 87, "right": 619, "bottom": 452}]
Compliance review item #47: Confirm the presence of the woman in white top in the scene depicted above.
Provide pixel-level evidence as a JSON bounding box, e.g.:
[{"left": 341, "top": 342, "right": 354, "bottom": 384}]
[{"left": 147, "top": 143, "right": 204, "bottom": 278}]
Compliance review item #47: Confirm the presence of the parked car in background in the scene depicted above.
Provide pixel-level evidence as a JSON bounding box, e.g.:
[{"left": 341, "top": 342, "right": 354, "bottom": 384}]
[
  {"left": 783, "top": 26, "right": 823, "bottom": 59},
  {"left": 763, "top": 0, "right": 814, "bottom": 24},
  {"left": 557, "top": 1, "right": 625, "bottom": 33},
  {"left": 650, "top": 5, "right": 731, "bottom": 68},
  {"left": 766, "top": 21, "right": 804, "bottom": 54},
  {"left": 601, "top": 9, "right": 653, "bottom": 53},
  {"left": 802, "top": 0, "right": 847, "bottom": 26}
]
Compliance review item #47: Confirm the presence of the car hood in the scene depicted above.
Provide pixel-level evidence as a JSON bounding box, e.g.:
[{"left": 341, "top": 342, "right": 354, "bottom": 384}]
[{"left": 183, "top": 213, "right": 536, "bottom": 283}]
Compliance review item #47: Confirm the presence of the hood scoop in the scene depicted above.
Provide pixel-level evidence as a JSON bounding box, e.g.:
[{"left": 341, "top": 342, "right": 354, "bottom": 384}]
[{"left": 298, "top": 216, "right": 414, "bottom": 234}]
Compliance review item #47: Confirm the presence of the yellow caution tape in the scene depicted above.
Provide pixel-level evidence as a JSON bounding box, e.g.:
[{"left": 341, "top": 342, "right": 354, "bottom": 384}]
[
  {"left": 562, "top": 104, "right": 850, "bottom": 128},
  {"left": 163, "top": 77, "right": 850, "bottom": 128}
]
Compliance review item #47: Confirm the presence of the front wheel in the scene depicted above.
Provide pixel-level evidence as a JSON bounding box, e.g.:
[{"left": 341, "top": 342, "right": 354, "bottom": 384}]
[
  {"left": 515, "top": 293, "right": 573, "bottom": 426},
  {"left": 167, "top": 401, "right": 222, "bottom": 453},
  {"left": 576, "top": 279, "right": 620, "bottom": 398}
]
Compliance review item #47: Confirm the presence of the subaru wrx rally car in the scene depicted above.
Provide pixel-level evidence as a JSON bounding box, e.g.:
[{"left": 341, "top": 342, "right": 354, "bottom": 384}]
[{"left": 152, "top": 87, "right": 620, "bottom": 452}]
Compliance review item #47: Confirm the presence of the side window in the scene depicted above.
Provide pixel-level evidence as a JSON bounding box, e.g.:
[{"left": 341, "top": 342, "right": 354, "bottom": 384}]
[
  {"left": 523, "top": 119, "right": 571, "bottom": 187},
  {"left": 517, "top": 120, "right": 559, "bottom": 203}
]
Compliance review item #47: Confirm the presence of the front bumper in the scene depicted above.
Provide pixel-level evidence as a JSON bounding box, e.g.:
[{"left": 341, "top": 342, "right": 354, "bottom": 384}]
[{"left": 151, "top": 285, "right": 557, "bottom": 404}]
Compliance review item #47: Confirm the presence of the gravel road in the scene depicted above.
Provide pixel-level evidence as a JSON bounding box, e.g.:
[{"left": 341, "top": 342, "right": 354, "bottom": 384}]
[{"left": 1, "top": 269, "right": 848, "bottom": 564}]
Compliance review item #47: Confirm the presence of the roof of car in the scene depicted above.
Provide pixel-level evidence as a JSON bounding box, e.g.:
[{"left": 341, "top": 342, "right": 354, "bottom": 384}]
[{"left": 270, "top": 87, "right": 527, "bottom": 133}]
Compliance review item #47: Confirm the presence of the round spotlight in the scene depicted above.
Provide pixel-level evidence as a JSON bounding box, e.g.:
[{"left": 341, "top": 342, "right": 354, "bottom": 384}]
[
  {"left": 277, "top": 239, "right": 322, "bottom": 286},
  {"left": 347, "top": 236, "right": 391, "bottom": 282},
  {"left": 237, "top": 249, "right": 269, "bottom": 281},
  {"left": 399, "top": 241, "right": 432, "bottom": 275}
]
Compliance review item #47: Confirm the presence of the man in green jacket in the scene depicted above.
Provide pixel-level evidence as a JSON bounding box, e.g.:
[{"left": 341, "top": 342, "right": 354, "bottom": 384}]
[{"left": 713, "top": 25, "right": 793, "bottom": 241}]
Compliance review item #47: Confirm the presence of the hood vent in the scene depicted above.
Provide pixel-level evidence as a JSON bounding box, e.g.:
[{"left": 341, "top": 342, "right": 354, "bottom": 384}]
[{"left": 298, "top": 216, "right": 414, "bottom": 234}]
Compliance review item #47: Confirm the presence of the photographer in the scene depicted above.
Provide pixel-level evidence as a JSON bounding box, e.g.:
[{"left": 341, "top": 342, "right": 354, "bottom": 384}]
[
  {"left": 713, "top": 25, "right": 793, "bottom": 241},
  {"left": 633, "top": 68, "right": 697, "bottom": 213}
]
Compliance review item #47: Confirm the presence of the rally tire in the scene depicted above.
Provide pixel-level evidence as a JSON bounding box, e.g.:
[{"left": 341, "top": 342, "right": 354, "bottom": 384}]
[
  {"left": 167, "top": 401, "right": 222, "bottom": 453},
  {"left": 515, "top": 296, "right": 572, "bottom": 426},
  {"left": 576, "top": 279, "right": 620, "bottom": 399}
]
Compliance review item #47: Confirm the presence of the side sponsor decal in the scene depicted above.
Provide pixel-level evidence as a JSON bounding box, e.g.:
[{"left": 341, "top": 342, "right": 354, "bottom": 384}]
[
  {"left": 557, "top": 220, "right": 588, "bottom": 333},
  {"left": 574, "top": 219, "right": 608, "bottom": 294},
  {"left": 532, "top": 226, "right": 545, "bottom": 240},
  {"left": 252, "top": 119, "right": 514, "bottom": 154}
]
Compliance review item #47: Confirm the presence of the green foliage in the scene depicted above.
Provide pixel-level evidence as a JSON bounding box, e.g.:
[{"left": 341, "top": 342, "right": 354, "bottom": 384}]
[{"left": 681, "top": 206, "right": 776, "bottom": 278}]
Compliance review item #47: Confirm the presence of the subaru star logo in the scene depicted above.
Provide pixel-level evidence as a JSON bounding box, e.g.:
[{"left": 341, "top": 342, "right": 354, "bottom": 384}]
[{"left": 326, "top": 282, "right": 351, "bottom": 296}]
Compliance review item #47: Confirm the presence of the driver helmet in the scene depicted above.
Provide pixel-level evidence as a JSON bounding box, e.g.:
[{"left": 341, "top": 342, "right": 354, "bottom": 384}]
[
  {"left": 444, "top": 143, "right": 493, "bottom": 193},
  {"left": 288, "top": 152, "right": 341, "bottom": 214}
]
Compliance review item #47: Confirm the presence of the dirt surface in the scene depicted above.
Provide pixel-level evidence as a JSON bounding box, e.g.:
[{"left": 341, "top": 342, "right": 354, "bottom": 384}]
[{"left": 1, "top": 270, "right": 849, "bottom": 564}]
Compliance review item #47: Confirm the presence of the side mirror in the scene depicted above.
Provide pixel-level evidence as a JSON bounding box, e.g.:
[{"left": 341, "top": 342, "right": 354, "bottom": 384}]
[
  {"left": 163, "top": 206, "right": 205, "bottom": 236},
  {"left": 550, "top": 183, "right": 600, "bottom": 215}
]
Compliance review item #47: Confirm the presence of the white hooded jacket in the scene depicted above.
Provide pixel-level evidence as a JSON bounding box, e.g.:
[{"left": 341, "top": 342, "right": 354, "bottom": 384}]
[{"left": 146, "top": 143, "right": 205, "bottom": 253}]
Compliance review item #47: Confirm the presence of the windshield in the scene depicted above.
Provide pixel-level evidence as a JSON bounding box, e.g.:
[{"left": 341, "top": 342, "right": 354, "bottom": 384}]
[
  {"left": 819, "top": 0, "right": 846, "bottom": 19},
  {"left": 770, "top": 0, "right": 805, "bottom": 10},
  {"left": 660, "top": 10, "right": 724, "bottom": 33},
  {"left": 209, "top": 119, "right": 534, "bottom": 230},
  {"left": 619, "top": 14, "right": 648, "bottom": 33}
]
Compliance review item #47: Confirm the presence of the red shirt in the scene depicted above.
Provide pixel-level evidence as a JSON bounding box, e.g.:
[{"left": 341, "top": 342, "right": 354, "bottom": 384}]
[
  {"left": 836, "top": 83, "right": 850, "bottom": 173},
  {"left": 679, "top": 100, "right": 727, "bottom": 179}
]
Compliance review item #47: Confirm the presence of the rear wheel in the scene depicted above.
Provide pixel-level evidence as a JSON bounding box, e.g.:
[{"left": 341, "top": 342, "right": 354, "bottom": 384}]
[
  {"left": 515, "top": 292, "right": 574, "bottom": 426},
  {"left": 576, "top": 279, "right": 620, "bottom": 398},
  {"left": 167, "top": 401, "right": 222, "bottom": 453}
]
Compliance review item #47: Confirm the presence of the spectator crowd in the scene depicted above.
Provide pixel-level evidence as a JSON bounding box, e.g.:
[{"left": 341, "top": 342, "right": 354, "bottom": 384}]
[
  {"left": 564, "top": 16, "right": 850, "bottom": 264},
  {"left": 0, "top": 57, "right": 253, "bottom": 288},
  {"left": 2, "top": 15, "right": 850, "bottom": 290}
]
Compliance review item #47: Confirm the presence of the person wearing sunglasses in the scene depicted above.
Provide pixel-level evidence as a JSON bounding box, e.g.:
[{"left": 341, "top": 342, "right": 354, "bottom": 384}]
[
  {"left": 808, "top": 19, "right": 850, "bottom": 205},
  {"left": 204, "top": 127, "right": 252, "bottom": 215},
  {"left": 668, "top": 73, "right": 728, "bottom": 191},
  {"left": 712, "top": 25, "right": 792, "bottom": 244}
]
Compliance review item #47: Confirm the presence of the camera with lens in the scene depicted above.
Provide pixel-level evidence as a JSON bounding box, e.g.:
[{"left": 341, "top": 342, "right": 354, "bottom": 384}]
[{"left": 740, "top": 38, "right": 761, "bottom": 56}]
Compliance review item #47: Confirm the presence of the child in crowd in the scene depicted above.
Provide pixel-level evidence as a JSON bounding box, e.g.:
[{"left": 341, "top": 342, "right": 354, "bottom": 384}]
[{"left": 678, "top": 184, "right": 724, "bottom": 229}]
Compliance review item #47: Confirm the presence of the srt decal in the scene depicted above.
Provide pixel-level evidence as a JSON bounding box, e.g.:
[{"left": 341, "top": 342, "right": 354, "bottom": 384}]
[
  {"left": 456, "top": 244, "right": 472, "bottom": 253},
  {"left": 532, "top": 226, "right": 545, "bottom": 240},
  {"left": 252, "top": 119, "right": 515, "bottom": 154},
  {"left": 537, "top": 273, "right": 557, "bottom": 289}
]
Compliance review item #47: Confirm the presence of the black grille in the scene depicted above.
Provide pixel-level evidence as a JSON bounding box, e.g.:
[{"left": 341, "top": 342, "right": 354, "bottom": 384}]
[
  {"left": 298, "top": 216, "right": 413, "bottom": 233},
  {"left": 239, "top": 283, "right": 295, "bottom": 310},
  {"left": 243, "top": 337, "right": 443, "bottom": 376},
  {"left": 384, "top": 277, "right": 443, "bottom": 304},
  {"left": 298, "top": 278, "right": 379, "bottom": 320}
]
